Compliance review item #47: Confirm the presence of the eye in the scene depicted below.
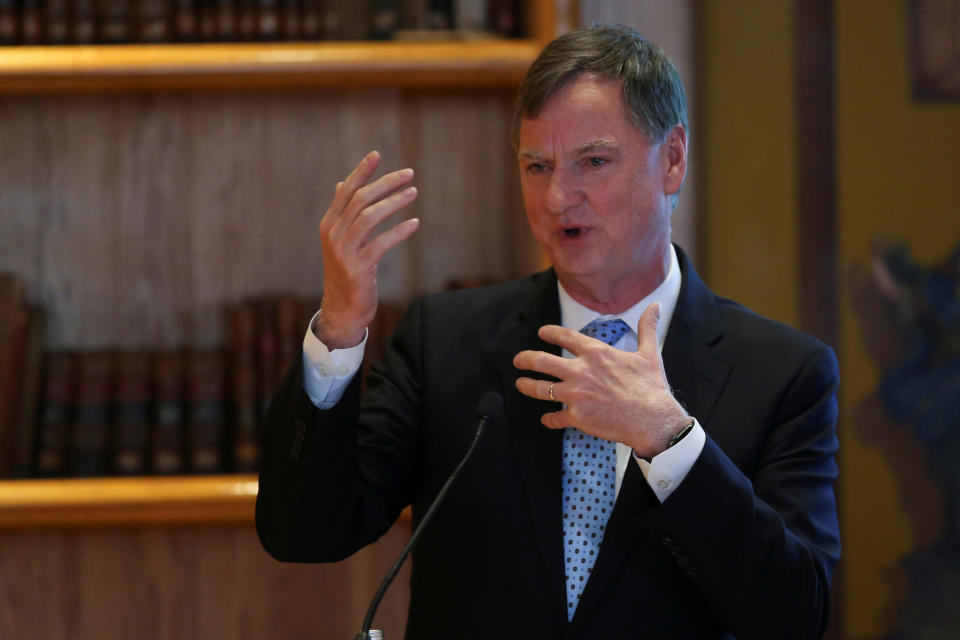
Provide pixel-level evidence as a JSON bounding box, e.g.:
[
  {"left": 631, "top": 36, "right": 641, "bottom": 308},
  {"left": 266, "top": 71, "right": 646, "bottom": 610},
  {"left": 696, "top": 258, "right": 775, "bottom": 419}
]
[
  {"left": 586, "top": 157, "right": 607, "bottom": 167},
  {"left": 525, "top": 162, "right": 548, "bottom": 174}
]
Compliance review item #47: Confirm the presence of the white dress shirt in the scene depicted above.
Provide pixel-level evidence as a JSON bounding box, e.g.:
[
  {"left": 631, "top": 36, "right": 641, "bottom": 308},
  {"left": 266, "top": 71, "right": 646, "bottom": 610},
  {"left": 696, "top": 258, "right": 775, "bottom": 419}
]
[{"left": 300, "top": 244, "right": 705, "bottom": 503}]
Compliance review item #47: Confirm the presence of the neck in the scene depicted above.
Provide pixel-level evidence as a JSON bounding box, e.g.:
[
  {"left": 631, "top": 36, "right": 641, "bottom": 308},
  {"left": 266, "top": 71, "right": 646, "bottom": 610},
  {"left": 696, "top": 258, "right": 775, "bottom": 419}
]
[{"left": 559, "top": 245, "right": 672, "bottom": 315}]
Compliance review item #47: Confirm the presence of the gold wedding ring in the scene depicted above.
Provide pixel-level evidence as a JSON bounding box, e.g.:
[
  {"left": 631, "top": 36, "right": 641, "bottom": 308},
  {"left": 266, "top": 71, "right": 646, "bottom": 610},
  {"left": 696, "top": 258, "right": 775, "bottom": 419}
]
[{"left": 548, "top": 383, "right": 556, "bottom": 402}]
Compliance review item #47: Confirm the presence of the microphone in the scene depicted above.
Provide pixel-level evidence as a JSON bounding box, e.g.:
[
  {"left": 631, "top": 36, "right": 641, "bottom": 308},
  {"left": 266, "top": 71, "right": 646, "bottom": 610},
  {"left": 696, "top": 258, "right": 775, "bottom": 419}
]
[{"left": 355, "top": 391, "right": 504, "bottom": 640}]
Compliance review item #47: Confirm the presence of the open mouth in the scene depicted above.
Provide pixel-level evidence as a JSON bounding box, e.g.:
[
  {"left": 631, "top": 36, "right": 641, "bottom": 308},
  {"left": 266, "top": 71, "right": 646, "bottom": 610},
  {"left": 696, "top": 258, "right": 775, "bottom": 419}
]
[{"left": 563, "top": 228, "right": 582, "bottom": 238}]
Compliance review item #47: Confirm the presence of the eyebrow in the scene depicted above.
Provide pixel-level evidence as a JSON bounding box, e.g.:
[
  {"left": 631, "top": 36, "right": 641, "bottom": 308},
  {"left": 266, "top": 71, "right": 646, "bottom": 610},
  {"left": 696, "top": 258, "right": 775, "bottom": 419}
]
[{"left": 517, "top": 139, "right": 619, "bottom": 161}]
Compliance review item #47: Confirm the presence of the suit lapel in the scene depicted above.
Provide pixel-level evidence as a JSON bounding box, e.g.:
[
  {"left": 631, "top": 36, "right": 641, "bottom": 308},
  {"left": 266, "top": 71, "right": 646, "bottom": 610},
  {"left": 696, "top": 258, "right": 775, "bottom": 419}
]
[
  {"left": 570, "top": 246, "right": 733, "bottom": 629},
  {"left": 491, "top": 269, "right": 569, "bottom": 631}
]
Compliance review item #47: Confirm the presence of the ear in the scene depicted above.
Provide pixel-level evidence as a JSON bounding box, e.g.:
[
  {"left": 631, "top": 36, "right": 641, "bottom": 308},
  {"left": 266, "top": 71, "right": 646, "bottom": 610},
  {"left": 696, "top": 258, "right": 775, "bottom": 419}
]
[{"left": 662, "top": 124, "right": 687, "bottom": 196}]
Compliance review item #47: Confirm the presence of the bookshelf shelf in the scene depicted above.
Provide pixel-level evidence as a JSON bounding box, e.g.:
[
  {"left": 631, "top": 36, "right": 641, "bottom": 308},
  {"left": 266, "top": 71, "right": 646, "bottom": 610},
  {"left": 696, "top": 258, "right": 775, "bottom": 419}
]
[
  {"left": 0, "top": 39, "right": 546, "bottom": 92},
  {"left": 0, "top": 474, "right": 259, "bottom": 528}
]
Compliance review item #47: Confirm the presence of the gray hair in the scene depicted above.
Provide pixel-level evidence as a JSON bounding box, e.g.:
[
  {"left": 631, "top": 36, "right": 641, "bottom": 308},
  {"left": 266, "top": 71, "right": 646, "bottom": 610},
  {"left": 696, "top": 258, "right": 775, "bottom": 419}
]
[{"left": 512, "top": 24, "right": 688, "bottom": 146}]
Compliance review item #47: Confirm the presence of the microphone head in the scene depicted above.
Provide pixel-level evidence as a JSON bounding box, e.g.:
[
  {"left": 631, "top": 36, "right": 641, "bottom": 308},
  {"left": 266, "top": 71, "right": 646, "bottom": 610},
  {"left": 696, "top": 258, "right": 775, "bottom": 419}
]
[{"left": 475, "top": 391, "right": 504, "bottom": 422}]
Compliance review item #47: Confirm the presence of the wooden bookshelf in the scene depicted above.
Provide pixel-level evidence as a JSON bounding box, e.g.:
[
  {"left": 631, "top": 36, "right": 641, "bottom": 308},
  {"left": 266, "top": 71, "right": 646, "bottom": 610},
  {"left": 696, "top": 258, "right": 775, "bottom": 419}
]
[
  {"left": 0, "top": 474, "right": 259, "bottom": 528},
  {"left": 0, "top": 0, "right": 559, "bottom": 92},
  {"left": 0, "top": 40, "right": 542, "bottom": 92}
]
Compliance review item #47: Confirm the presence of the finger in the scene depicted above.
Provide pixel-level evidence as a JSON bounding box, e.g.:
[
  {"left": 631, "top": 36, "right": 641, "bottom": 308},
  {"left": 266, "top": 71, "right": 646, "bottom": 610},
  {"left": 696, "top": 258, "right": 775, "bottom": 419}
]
[
  {"left": 360, "top": 217, "right": 421, "bottom": 264},
  {"left": 336, "top": 150, "right": 381, "bottom": 209},
  {"left": 513, "top": 349, "right": 575, "bottom": 379},
  {"left": 331, "top": 168, "right": 416, "bottom": 239},
  {"left": 540, "top": 408, "right": 573, "bottom": 430},
  {"left": 536, "top": 324, "right": 598, "bottom": 355},
  {"left": 514, "top": 376, "right": 561, "bottom": 403},
  {"left": 637, "top": 302, "right": 661, "bottom": 354},
  {"left": 345, "top": 185, "right": 418, "bottom": 248}
]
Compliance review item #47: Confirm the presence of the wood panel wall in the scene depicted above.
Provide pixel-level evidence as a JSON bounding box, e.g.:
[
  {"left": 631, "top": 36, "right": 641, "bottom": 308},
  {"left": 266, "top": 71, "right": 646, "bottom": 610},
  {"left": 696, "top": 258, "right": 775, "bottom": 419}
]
[
  {"left": 0, "top": 521, "right": 411, "bottom": 639},
  {"left": 0, "top": 89, "right": 535, "bottom": 350}
]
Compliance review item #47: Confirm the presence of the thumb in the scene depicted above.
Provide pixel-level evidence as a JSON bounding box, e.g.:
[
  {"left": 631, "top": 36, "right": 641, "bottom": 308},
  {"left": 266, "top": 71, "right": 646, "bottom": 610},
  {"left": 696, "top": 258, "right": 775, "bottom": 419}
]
[{"left": 637, "top": 302, "right": 661, "bottom": 354}]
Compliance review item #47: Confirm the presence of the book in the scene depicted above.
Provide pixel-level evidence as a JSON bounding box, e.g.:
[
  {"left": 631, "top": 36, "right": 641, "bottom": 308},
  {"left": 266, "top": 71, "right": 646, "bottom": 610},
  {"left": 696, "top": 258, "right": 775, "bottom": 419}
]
[
  {"left": 35, "top": 352, "right": 77, "bottom": 477},
  {"left": 230, "top": 302, "right": 259, "bottom": 471},
  {"left": 113, "top": 350, "right": 152, "bottom": 475},
  {"left": 279, "top": 0, "right": 300, "bottom": 40},
  {"left": 186, "top": 349, "right": 227, "bottom": 473},
  {"left": 216, "top": 0, "right": 236, "bottom": 40},
  {"left": 174, "top": 0, "right": 198, "bottom": 41},
  {"left": 274, "top": 296, "right": 304, "bottom": 385},
  {"left": 72, "top": 0, "right": 97, "bottom": 43},
  {"left": 13, "top": 307, "right": 46, "bottom": 477},
  {"left": 299, "top": 0, "right": 322, "bottom": 40},
  {"left": 256, "top": 298, "right": 278, "bottom": 417},
  {"left": 0, "top": 274, "right": 27, "bottom": 477},
  {"left": 256, "top": 0, "right": 279, "bottom": 40},
  {"left": 0, "top": 0, "right": 16, "bottom": 44},
  {"left": 323, "top": 0, "right": 369, "bottom": 40},
  {"left": 19, "top": 0, "right": 42, "bottom": 43},
  {"left": 137, "top": 0, "right": 171, "bottom": 42},
  {"left": 98, "top": 0, "right": 134, "bottom": 42},
  {"left": 152, "top": 350, "right": 186, "bottom": 474},
  {"left": 487, "top": 0, "right": 522, "bottom": 37},
  {"left": 45, "top": 0, "right": 70, "bottom": 43},
  {"left": 69, "top": 351, "right": 114, "bottom": 477},
  {"left": 369, "top": 0, "right": 399, "bottom": 40}
]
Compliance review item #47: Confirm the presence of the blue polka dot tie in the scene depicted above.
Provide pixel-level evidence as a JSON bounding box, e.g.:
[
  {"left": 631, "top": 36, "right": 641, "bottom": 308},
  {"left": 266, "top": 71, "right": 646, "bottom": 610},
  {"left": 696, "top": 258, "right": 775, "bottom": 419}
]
[{"left": 562, "top": 318, "right": 631, "bottom": 621}]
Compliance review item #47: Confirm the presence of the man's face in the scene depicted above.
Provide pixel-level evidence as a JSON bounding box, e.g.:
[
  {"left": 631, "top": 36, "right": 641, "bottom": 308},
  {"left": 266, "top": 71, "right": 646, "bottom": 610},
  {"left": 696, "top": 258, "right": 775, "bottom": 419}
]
[{"left": 517, "top": 73, "right": 686, "bottom": 308}]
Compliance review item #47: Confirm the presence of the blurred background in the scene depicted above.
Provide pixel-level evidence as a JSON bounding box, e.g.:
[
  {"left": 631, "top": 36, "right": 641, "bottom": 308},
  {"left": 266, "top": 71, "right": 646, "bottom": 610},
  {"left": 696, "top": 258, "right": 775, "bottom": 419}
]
[{"left": 0, "top": 0, "right": 958, "bottom": 638}]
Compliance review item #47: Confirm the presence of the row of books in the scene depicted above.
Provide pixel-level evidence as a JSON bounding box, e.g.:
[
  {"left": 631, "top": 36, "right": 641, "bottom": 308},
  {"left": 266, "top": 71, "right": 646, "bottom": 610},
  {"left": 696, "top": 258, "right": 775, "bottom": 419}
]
[
  {"left": 0, "top": 287, "right": 327, "bottom": 478},
  {"left": 0, "top": 0, "right": 525, "bottom": 46}
]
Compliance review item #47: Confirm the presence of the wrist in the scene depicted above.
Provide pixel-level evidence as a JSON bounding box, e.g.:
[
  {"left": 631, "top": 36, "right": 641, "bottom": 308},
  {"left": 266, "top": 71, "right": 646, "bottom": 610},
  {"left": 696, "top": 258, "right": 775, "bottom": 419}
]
[{"left": 313, "top": 311, "right": 365, "bottom": 350}]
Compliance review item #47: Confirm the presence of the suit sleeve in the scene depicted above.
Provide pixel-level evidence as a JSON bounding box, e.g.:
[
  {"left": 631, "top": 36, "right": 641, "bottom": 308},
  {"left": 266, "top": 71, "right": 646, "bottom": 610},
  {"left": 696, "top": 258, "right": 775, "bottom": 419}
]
[
  {"left": 638, "top": 344, "right": 840, "bottom": 640},
  {"left": 255, "top": 300, "right": 425, "bottom": 563}
]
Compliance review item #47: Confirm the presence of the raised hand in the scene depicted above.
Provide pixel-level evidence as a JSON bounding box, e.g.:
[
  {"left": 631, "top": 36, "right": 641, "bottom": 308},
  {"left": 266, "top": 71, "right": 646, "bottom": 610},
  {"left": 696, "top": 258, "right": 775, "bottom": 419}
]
[
  {"left": 513, "top": 303, "right": 690, "bottom": 458},
  {"left": 315, "top": 150, "right": 420, "bottom": 349}
]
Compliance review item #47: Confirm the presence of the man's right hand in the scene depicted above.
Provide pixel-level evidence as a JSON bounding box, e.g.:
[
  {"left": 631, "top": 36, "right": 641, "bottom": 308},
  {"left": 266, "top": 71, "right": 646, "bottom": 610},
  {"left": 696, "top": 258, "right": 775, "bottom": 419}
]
[{"left": 315, "top": 150, "right": 420, "bottom": 349}]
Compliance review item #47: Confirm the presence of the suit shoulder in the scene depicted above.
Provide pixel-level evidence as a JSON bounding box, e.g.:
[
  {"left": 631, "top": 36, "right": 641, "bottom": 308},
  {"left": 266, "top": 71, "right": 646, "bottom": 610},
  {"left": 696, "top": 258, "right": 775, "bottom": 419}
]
[
  {"left": 418, "top": 271, "right": 549, "bottom": 321},
  {"left": 713, "top": 296, "right": 837, "bottom": 375}
]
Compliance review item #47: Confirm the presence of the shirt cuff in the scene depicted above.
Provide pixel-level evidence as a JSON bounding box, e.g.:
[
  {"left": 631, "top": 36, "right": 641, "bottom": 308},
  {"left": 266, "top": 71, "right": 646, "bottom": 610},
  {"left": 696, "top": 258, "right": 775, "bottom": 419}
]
[
  {"left": 633, "top": 419, "right": 706, "bottom": 503},
  {"left": 301, "top": 309, "right": 367, "bottom": 409}
]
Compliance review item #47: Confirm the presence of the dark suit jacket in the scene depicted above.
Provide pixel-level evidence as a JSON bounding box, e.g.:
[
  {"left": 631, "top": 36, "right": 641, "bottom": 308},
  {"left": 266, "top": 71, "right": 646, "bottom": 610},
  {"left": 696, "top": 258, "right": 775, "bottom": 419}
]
[{"left": 256, "top": 247, "right": 841, "bottom": 639}]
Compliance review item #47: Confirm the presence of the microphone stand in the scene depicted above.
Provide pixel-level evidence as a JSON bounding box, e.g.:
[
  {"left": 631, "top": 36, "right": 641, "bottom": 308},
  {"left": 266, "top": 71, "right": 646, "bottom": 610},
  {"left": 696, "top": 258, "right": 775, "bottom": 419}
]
[{"left": 354, "top": 392, "right": 502, "bottom": 640}]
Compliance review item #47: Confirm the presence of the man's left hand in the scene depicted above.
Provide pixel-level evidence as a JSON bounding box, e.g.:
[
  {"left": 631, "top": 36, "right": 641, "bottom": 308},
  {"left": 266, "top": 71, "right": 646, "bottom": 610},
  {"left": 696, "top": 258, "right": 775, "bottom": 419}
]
[{"left": 513, "top": 303, "right": 691, "bottom": 459}]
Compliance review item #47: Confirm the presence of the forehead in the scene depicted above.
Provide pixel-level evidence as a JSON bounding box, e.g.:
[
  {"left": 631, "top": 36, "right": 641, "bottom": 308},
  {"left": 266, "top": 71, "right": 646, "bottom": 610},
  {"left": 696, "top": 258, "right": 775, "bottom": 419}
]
[{"left": 518, "top": 74, "right": 642, "bottom": 154}]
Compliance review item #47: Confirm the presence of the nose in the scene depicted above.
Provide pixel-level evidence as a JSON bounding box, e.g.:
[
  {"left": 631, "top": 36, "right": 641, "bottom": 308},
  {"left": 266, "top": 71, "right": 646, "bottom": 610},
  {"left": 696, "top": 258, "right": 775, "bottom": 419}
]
[{"left": 545, "top": 168, "right": 582, "bottom": 215}]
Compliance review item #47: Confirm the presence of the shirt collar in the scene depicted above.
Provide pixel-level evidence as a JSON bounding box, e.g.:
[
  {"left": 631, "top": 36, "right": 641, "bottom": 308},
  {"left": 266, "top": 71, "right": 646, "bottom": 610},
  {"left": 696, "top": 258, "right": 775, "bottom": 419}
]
[{"left": 557, "top": 244, "right": 682, "bottom": 351}]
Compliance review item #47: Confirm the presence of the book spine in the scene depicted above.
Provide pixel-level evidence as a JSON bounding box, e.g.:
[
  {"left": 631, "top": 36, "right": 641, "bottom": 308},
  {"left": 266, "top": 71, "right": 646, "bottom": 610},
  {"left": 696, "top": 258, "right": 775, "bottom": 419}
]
[
  {"left": 173, "top": 0, "right": 198, "bottom": 41},
  {"left": 0, "top": 275, "right": 27, "bottom": 478},
  {"left": 13, "top": 308, "right": 46, "bottom": 478},
  {"left": 215, "top": 0, "right": 235, "bottom": 40},
  {"left": 45, "top": 0, "right": 71, "bottom": 42},
  {"left": 279, "top": 0, "right": 299, "bottom": 40},
  {"left": 369, "top": 0, "right": 398, "bottom": 40},
  {"left": 0, "top": 0, "right": 17, "bottom": 45},
  {"left": 234, "top": 0, "right": 256, "bottom": 39},
  {"left": 20, "top": 0, "right": 43, "bottom": 43},
  {"left": 136, "top": 0, "right": 171, "bottom": 42},
  {"left": 152, "top": 351, "right": 186, "bottom": 474},
  {"left": 230, "top": 302, "right": 259, "bottom": 472},
  {"left": 113, "top": 350, "right": 152, "bottom": 476},
  {"left": 256, "top": 0, "right": 278, "bottom": 41},
  {"left": 35, "top": 352, "right": 76, "bottom": 478},
  {"left": 69, "top": 351, "right": 114, "bottom": 477},
  {"left": 97, "top": 0, "right": 134, "bottom": 43},
  {"left": 72, "top": 0, "right": 98, "bottom": 43},
  {"left": 197, "top": 0, "right": 217, "bottom": 40},
  {"left": 187, "top": 349, "right": 226, "bottom": 474},
  {"left": 299, "top": 0, "right": 321, "bottom": 40}
]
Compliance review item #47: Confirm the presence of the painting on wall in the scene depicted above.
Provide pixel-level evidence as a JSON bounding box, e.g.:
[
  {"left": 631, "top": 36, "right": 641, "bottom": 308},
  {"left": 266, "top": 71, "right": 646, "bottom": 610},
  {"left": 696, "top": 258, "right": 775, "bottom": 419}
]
[
  {"left": 909, "top": 0, "right": 960, "bottom": 99},
  {"left": 851, "top": 237, "right": 960, "bottom": 638}
]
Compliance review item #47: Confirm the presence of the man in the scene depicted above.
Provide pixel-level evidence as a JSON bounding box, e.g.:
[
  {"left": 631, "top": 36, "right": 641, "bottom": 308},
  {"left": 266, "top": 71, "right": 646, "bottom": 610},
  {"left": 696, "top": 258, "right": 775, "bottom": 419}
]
[{"left": 256, "top": 25, "right": 840, "bottom": 639}]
